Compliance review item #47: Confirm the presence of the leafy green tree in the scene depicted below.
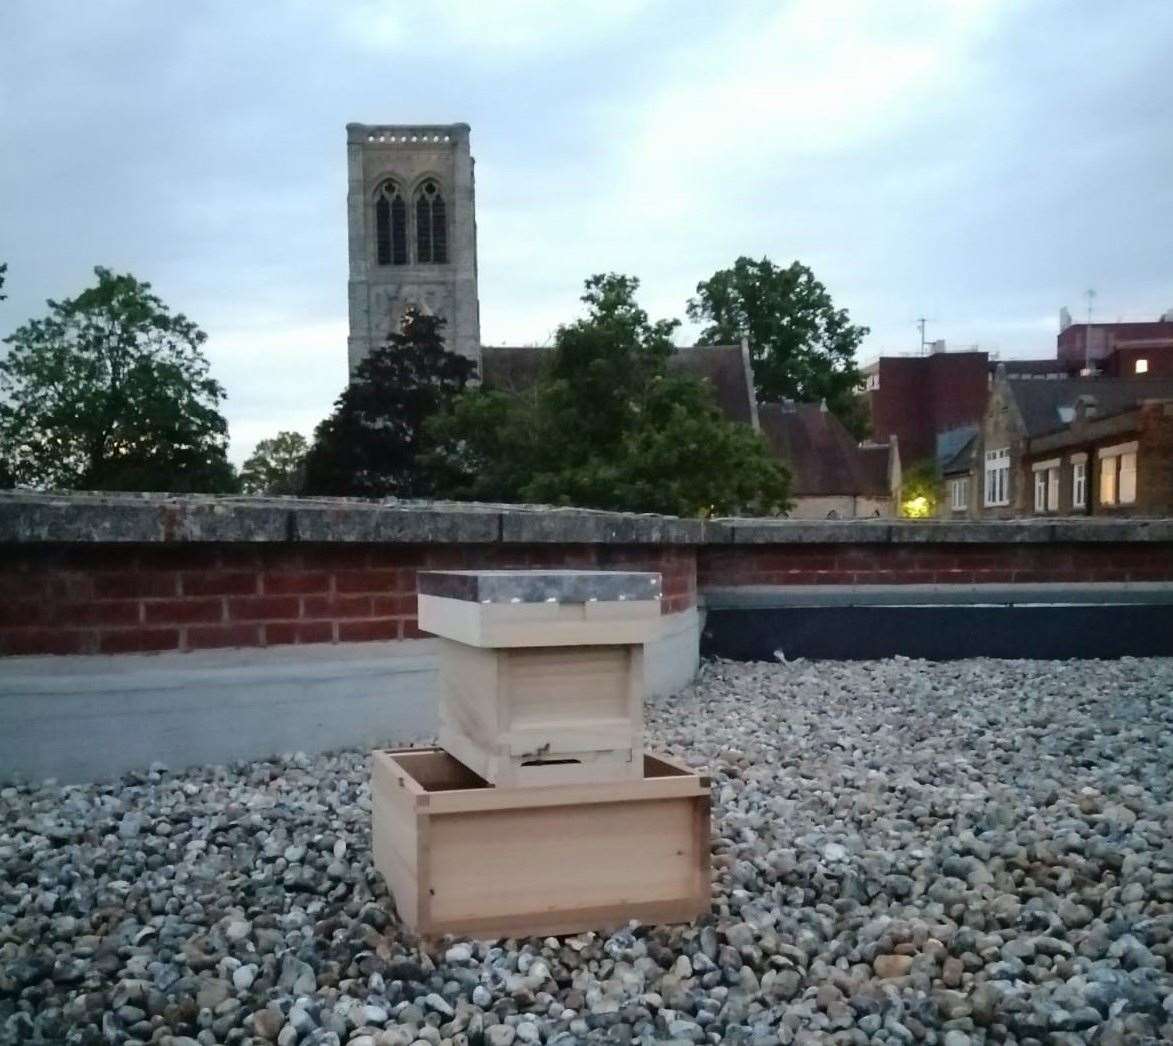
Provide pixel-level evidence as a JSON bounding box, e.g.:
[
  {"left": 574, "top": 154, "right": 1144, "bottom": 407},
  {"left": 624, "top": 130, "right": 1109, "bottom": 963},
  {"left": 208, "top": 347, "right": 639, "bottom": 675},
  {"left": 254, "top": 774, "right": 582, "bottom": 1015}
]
[
  {"left": 425, "top": 274, "right": 791, "bottom": 517},
  {"left": 0, "top": 267, "right": 237, "bottom": 492},
  {"left": 899, "top": 459, "right": 940, "bottom": 518},
  {"left": 302, "top": 311, "right": 476, "bottom": 497},
  {"left": 240, "top": 431, "right": 308, "bottom": 494},
  {"left": 687, "top": 256, "right": 870, "bottom": 436},
  {"left": 0, "top": 262, "right": 7, "bottom": 301}
]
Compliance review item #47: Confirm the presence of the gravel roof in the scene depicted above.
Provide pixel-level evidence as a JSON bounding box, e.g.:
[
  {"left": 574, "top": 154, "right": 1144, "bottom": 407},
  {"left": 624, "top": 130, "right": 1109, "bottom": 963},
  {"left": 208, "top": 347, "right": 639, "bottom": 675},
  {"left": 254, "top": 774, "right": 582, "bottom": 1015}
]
[{"left": 2, "top": 657, "right": 1172, "bottom": 1044}]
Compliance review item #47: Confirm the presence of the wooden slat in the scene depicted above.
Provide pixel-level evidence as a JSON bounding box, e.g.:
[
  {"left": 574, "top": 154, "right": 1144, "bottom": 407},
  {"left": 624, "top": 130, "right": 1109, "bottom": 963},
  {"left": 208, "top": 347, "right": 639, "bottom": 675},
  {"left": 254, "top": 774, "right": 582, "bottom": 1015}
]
[
  {"left": 427, "top": 797, "right": 696, "bottom": 923},
  {"left": 419, "top": 594, "right": 661, "bottom": 647}
]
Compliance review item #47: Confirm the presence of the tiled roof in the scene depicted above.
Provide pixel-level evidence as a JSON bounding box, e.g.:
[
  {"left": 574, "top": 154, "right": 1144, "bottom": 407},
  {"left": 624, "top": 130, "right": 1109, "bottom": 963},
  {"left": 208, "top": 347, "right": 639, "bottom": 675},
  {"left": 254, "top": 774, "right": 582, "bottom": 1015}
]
[
  {"left": 1006, "top": 376, "right": 1173, "bottom": 438},
  {"left": 758, "top": 402, "right": 890, "bottom": 497}
]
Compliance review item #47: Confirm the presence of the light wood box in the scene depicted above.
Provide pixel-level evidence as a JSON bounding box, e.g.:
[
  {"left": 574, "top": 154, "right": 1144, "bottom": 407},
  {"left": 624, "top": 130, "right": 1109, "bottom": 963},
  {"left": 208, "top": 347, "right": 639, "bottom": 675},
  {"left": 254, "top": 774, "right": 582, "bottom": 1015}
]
[
  {"left": 438, "top": 639, "right": 645, "bottom": 786},
  {"left": 371, "top": 747, "right": 712, "bottom": 940},
  {"left": 417, "top": 592, "right": 661, "bottom": 649}
]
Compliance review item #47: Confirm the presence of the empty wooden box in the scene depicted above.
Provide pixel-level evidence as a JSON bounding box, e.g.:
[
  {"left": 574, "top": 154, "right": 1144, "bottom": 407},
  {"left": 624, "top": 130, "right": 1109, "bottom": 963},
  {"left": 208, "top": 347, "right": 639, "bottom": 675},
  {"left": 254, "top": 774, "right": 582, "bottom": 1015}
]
[
  {"left": 371, "top": 746, "right": 711, "bottom": 939},
  {"left": 418, "top": 570, "right": 662, "bottom": 787}
]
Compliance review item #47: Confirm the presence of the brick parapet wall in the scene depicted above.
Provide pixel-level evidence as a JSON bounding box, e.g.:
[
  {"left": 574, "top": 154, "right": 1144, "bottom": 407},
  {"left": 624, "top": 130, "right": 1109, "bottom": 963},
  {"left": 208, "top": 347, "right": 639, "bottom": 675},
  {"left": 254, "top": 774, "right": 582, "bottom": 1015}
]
[
  {"left": 2, "top": 493, "right": 1170, "bottom": 657},
  {"left": 0, "top": 542, "right": 695, "bottom": 657},
  {"left": 698, "top": 542, "right": 1173, "bottom": 589}
]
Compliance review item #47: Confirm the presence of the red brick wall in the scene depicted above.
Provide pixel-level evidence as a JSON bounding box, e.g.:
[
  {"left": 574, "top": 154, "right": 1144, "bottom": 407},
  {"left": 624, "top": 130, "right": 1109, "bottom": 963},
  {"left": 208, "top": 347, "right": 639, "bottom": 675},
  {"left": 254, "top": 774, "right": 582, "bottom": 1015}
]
[
  {"left": 0, "top": 544, "right": 696, "bottom": 657},
  {"left": 869, "top": 353, "right": 989, "bottom": 464},
  {"left": 698, "top": 542, "right": 1173, "bottom": 588},
  {"left": 6, "top": 534, "right": 1170, "bottom": 658}
]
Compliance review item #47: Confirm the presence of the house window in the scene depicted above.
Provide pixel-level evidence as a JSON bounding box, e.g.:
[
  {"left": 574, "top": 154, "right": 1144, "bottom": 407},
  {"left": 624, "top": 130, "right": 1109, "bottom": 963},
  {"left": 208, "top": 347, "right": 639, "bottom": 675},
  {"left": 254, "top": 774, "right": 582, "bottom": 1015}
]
[
  {"left": 1031, "top": 459, "right": 1060, "bottom": 512},
  {"left": 1072, "top": 459, "right": 1087, "bottom": 509},
  {"left": 950, "top": 476, "right": 968, "bottom": 511},
  {"left": 375, "top": 181, "right": 407, "bottom": 266},
  {"left": 1135, "top": 358, "right": 1148, "bottom": 374},
  {"left": 984, "top": 447, "right": 1010, "bottom": 507},
  {"left": 1097, "top": 442, "right": 1138, "bottom": 506},
  {"left": 415, "top": 180, "right": 447, "bottom": 264}
]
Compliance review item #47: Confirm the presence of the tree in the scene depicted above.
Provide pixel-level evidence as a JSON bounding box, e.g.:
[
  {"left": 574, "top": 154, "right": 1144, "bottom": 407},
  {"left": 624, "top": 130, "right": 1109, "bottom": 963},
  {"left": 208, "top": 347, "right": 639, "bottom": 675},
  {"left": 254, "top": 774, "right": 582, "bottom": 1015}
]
[
  {"left": 301, "top": 311, "right": 476, "bottom": 497},
  {"left": 900, "top": 459, "right": 939, "bottom": 518},
  {"left": 425, "top": 274, "right": 790, "bottom": 517},
  {"left": 240, "top": 431, "right": 308, "bottom": 495},
  {"left": 0, "top": 267, "right": 237, "bottom": 492},
  {"left": 0, "top": 262, "right": 7, "bottom": 301},
  {"left": 687, "top": 256, "right": 870, "bottom": 437}
]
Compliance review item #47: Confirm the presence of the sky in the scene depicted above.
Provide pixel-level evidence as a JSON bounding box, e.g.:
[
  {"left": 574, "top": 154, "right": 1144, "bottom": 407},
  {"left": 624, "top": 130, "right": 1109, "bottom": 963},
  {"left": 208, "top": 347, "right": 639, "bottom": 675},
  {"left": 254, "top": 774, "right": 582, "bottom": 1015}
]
[{"left": 2, "top": 0, "right": 1172, "bottom": 463}]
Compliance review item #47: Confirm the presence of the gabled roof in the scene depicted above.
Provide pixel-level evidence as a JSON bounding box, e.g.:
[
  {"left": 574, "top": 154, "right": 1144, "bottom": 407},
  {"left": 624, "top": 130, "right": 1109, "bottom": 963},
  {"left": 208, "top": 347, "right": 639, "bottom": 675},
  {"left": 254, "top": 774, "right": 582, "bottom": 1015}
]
[
  {"left": 939, "top": 428, "right": 978, "bottom": 476},
  {"left": 1005, "top": 376, "right": 1173, "bottom": 438},
  {"left": 478, "top": 343, "right": 756, "bottom": 426},
  {"left": 758, "top": 401, "right": 890, "bottom": 497}
]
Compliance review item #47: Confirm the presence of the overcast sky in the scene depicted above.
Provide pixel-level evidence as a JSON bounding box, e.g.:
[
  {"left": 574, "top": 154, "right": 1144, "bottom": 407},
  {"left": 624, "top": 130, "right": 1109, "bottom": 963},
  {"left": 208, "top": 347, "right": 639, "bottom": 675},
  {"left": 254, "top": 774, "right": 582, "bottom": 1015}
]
[{"left": 3, "top": 1, "right": 1172, "bottom": 462}]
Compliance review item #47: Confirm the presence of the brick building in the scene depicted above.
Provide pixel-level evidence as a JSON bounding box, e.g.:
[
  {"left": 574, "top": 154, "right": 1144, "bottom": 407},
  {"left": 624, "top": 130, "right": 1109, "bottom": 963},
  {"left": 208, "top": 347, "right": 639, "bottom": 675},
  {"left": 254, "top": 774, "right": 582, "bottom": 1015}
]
[
  {"left": 1056, "top": 313, "right": 1173, "bottom": 378},
  {"left": 757, "top": 401, "right": 900, "bottom": 518},
  {"left": 860, "top": 348, "right": 990, "bottom": 465},
  {"left": 942, "top": 372, "right": 1173, "bottom": 519}
]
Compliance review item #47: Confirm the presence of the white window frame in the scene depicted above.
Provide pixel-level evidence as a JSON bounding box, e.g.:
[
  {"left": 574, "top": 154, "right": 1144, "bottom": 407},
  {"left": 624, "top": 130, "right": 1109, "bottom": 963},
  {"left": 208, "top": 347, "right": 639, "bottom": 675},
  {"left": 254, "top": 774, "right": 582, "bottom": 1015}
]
[
  {"left": 1031, "top": 458, "right": 1060, "bottom": 513},
  {"left": 984, "top": 447, "right": 1010, "bottom": 507},
  {"left": 950, "top": 476, "right": 968, "bottom": 511},
  {"left": 1071, "top": 454, "right": 1087, "bottom": 509},
  {"left": 1034, "top": 469, "right": 1047, "bottom": 512}
]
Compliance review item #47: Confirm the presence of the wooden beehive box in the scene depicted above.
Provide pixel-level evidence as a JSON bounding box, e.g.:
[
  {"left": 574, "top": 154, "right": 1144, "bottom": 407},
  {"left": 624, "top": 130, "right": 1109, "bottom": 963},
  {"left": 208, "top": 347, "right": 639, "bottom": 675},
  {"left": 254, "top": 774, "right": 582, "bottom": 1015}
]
[
  {"left": 371, "top": 746, "right": 711, "bottom": 939},
  {"left": 418, "top": 570, "right": 662, "bottom": 787}
]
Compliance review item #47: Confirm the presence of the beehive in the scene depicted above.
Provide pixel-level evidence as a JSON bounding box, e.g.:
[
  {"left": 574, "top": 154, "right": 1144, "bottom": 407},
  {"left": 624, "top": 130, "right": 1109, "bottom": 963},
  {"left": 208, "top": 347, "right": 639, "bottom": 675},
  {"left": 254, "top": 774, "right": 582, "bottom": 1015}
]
[
  {"left": 371, "top": 746, "right": 711, "bottom": 939},
  {"left": 418, "top": 570, "right": 661, "bottom": 786}
]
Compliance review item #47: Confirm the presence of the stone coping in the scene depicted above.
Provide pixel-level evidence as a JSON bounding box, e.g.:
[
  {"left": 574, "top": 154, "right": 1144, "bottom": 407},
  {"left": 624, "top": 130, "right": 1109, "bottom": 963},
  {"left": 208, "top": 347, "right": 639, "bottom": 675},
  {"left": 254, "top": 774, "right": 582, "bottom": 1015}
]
[
  {"left": 419, "top": 569, "right": 662, "bottom": 603},
  {"left": 1, "top": 492, "right": 1171, "bottom": 545}
]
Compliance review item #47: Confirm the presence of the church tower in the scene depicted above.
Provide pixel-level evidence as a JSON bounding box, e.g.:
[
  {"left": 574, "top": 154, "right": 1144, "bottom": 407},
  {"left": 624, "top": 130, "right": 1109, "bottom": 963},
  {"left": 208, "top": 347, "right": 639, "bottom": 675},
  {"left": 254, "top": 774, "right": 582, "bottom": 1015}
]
[{"left": 345, "top": 123, "right": 481, "bottom": 374}]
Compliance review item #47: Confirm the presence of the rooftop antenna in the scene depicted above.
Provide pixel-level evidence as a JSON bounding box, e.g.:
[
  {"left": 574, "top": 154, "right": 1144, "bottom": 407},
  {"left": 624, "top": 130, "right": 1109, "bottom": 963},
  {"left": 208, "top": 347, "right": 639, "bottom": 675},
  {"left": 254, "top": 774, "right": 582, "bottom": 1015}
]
[
  {"left": 1084, "top": 288, "right": 1096, "bottom": 373},
  {"left": 916, "top": 317, "right": 928, "bottom": 355}
]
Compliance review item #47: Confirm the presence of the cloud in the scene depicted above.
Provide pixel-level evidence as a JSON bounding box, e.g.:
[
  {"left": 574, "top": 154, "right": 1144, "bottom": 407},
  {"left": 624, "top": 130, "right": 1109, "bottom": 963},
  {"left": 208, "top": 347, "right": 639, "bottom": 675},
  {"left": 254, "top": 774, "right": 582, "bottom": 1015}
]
[{"left": 1, "top": 0, "right": 1171, "bottom": 465}]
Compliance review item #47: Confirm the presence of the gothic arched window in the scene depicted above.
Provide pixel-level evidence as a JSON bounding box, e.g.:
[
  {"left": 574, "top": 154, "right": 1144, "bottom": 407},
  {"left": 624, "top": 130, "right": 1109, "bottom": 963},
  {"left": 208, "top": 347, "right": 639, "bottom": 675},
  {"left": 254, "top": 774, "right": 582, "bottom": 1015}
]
[
  {"left": 414, "top": 180, "right": 447, "bottom": 264},
  {"left": 375, "top": 181, "right": 407, "bottom": 266}
]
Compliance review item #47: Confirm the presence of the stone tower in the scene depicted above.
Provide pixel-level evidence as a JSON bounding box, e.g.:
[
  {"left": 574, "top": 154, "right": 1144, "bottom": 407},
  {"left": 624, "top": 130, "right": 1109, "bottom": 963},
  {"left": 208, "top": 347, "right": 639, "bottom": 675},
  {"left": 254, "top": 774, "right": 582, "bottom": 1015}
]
[{"left": 346, "top": 123, "right": 481, "bottom": 374}]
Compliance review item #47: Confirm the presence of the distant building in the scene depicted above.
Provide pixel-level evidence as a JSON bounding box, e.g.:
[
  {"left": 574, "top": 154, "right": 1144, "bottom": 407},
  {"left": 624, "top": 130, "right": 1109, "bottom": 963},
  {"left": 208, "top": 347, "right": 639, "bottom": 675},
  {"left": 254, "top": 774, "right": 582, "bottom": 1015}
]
[
  {"left": 1057, "top": 310, "right": 1173, "bottom": 378},
  {"left": 860, "top": 347, "right": 990, "bottom": 465},
  {"left": 758, "top": 401, "right": 900, "bottom": 519},
  {"left": 944, "top": 372, "right": 1173, "bottom": 519}
]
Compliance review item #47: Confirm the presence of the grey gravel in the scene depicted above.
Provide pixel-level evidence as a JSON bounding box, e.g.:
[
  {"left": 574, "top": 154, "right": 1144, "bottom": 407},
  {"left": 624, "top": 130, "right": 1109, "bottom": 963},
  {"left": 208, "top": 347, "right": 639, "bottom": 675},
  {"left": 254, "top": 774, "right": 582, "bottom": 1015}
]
[{"left": 2, "top": 656, "right": 1172, "bottom": 1044}]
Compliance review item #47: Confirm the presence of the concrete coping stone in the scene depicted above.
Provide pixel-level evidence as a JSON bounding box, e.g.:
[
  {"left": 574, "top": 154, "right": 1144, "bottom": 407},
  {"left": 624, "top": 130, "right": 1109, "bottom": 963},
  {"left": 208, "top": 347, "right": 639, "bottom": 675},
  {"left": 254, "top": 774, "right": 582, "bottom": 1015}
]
[
  {"left": 702, "top": 581, "right": 1173, "bottom": 609},
  {"left": 0, "top": 492, "right": 1170, "bottom": 546},
  {"left": 705, "top": 517, "right": 1173, "bottom": 544},
  {"left": 419, "top": 569, "right": 662, "bottom": 604}
]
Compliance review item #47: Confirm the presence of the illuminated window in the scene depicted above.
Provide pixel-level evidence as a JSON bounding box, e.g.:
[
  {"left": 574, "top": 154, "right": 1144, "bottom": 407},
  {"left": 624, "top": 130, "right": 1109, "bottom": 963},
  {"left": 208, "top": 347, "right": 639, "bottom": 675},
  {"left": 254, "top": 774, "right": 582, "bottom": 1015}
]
[
  {"left": 1097, "top": 442, "right": 1138, "bottom": 506},
  {"left": 375, "top": 181, "right": 407, "bottom": 266},
  {"left": 1135, "top": 358, "right": 1149, "bottom": 374}
]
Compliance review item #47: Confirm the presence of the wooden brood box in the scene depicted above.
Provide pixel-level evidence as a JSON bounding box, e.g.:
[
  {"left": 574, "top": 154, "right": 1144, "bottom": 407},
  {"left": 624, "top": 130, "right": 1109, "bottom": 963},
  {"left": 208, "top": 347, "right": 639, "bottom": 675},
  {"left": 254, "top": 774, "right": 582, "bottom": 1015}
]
[
  {"left": 418, "top": 570, "right": 661, "bottom": 787},
  {"left": 371, "top": 746, "right": 711, "bottom": 939}
]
